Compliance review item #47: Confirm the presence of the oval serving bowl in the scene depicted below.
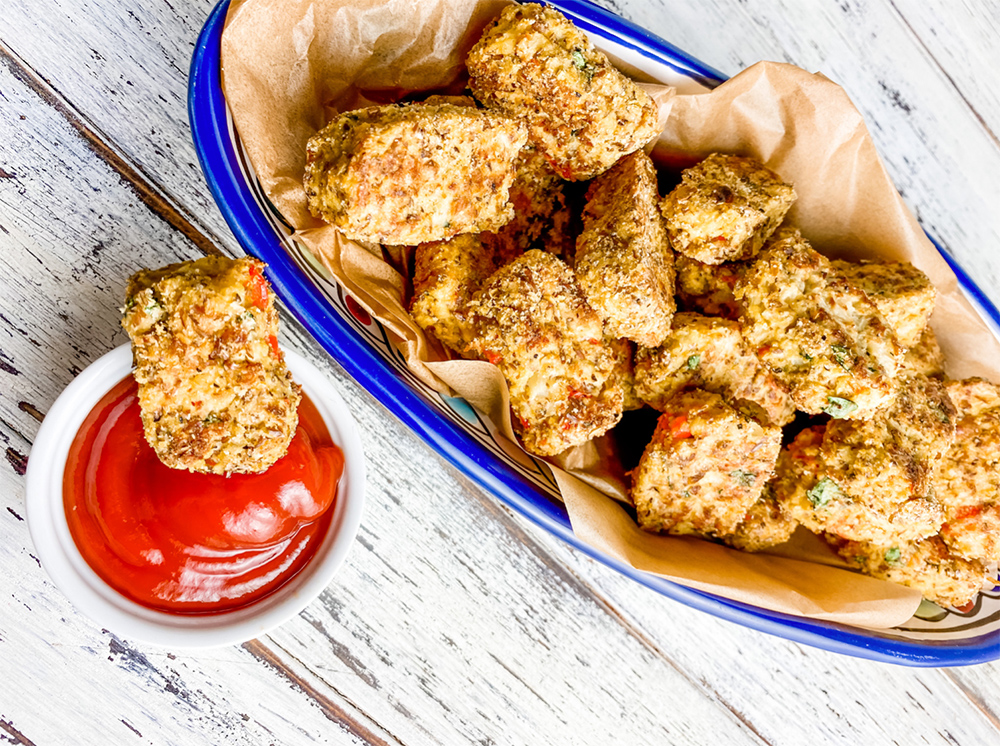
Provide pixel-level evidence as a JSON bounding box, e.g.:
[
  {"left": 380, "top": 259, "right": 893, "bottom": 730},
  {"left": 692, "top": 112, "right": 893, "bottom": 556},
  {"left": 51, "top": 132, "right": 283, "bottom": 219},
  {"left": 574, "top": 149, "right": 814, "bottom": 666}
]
[
  {"left": 189, "top": 0, "right": 1000, "bottom": 665},
  {"left": 26, "top": 344, "right": 366, "bottom": 648}
]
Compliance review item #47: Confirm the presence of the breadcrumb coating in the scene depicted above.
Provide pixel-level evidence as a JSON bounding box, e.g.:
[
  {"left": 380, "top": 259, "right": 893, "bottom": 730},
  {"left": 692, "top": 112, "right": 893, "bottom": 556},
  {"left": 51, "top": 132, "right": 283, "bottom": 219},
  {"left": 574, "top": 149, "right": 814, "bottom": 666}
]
[
  {"left": 467, "top": 3, "right": 659, "bottom": 180},
  {"left": 304, "top": 103, "right": 527, "bottom": 244},
  {"left": 468, "top": 250, "right": 624, "bottom": 456},
  {"left": 608, "top": 337, "right": 644, "bottom": 411},
  {"left": 674, "top": 255, "right": 745, "bottom": 319},
  {"left": 574, "top": 151, "right": 676, "bottom": 346},
  {"left": 941, "top": 503, "right": 1000, "bottom": 565},
  {"left": 724, "top": 485, "right": 799, "bottom": 552},
  {"left": 410, "top": 233, "right": 520, "bottom": 357},
  {"left": 736, "top": 235, "right": 904, "bottom": 419},
  {"left": 631, "top": 389, "right": 782, "bottom": 537},
  {"left": 661, "top": 154, "right": 796, "bottom": 264},
  {"left": 122, "top": 256, "right": 300, "bottom": 475},
  {"left": 834, "top": 259, "right": 936, "bottom": 348},
  {"left": 833, "top": 536, "right": 986, "bottom": 608},
  {"left": 633, "top": 312, "right": 794, "bottom": 427},
  {"left": 485, "top": 144, "right": 574, "bottom": 262},
  {"left": 774, "top": 374, "right": 955, "bottom": 544},
  {"left": 934, "top": 378, "right": 1000, "bottom": 562},
  {"left": 944, "top": 376, "right": 1000, "bottom": 416},
  {"left": 673, "top": 225, "right": 800, "bottom": 319}
]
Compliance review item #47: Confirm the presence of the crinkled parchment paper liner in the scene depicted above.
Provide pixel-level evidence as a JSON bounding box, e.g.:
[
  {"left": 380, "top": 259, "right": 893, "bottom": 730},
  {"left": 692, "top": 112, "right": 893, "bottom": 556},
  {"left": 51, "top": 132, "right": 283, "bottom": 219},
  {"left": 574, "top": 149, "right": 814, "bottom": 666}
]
[{"left": 221, "top": 0, "right": 1000, "bottom": 627}]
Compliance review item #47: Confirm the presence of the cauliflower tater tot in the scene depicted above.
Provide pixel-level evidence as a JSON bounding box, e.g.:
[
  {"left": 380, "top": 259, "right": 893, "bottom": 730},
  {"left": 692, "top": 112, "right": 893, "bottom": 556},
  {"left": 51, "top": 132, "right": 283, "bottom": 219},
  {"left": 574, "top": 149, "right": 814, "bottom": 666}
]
[
  {"left": 774, "top": 374, "right": 955, "bottom": 544},
  {"left": 834, "top": 259, "right": 936, "bottom": 348},
  {"left": 673, "top": 226, "right": 801, "bottom": 318},
  {"left": 634, "top": 312, "right": 794, "bottom": 427},
  {"left": 486, "top": 144, "right": 574, "bottom": 262},
  {"left": 410, "top": 233, "right": 520, "bottom": 357},
  {"left": 934, "top": 378, "right": 1000, "bottom": 562},
  {"left": 631, "top": 389, "right": 782, "bottom": 538},
  {"left": 773, "top": 427, "right": 935, "bottom": 545},
  {"left": 661, "top": 154, "right": 796, "bottom": 264},
  {"left": 467, "top": 3, "right": 659, "bottom": 181},
  {"left": 304, "top": 103, "right": 527, "bottom": 244},
  {"left": 736, "top": 235, "right": 904, "bottom": 419},
  {"left": 833, "top": 536, "right": 986, "bottom": 609},
  {"left": 122, "top": 256, "right": 300, "bottom": 475},
  {"left": 724, "top": 485, "right": 799, "bottom": 552},
  {"left": 468, "top": 250, "right": 624, "bottom": 456},
  {"left": 574, "top": 151, "right": 676, "bottom": 347}
]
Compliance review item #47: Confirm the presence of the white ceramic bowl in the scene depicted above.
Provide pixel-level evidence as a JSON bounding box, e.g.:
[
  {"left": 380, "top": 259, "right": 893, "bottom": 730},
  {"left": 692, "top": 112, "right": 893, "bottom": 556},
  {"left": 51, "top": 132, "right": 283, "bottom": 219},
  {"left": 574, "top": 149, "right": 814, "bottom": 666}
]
[{"left": 25, "top": 343, "right": 365, "bottom": 647}]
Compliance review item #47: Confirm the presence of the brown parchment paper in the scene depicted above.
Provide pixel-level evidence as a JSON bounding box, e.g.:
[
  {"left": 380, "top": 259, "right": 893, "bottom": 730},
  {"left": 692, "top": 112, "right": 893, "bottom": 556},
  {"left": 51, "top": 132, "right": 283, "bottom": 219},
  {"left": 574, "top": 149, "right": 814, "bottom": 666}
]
[{"left": 221, "top": 0, "right": 1000, "bottom": 628}]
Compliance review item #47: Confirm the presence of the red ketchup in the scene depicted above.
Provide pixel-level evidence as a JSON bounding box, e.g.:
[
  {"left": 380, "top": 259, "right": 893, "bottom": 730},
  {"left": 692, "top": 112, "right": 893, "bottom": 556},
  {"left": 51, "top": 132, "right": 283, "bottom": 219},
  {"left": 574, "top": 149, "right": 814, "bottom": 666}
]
[{"left": 64, "top": 377, "right": 343, "bottom": 614}]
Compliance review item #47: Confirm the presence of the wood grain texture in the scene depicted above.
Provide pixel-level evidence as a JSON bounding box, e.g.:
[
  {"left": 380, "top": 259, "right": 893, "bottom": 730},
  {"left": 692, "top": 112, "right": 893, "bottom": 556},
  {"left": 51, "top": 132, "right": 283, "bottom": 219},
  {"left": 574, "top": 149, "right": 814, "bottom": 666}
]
[
  {"left": 532, "top": 530, "right": 1000, "bottom": 745},
  {"left": 2, "top": 0, "right": 239, "bottom": 255},
  {"left": 0, "top": 44, "right": 224, "bottom": 260},
  {"left": 2, "top": 1, "right": 999, "bottom": 744}
]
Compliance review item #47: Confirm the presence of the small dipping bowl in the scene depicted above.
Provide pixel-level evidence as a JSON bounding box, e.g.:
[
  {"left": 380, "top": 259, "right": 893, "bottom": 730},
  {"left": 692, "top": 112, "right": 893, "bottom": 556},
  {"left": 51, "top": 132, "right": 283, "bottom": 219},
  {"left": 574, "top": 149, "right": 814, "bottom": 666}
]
[{"left": 26, "top": 343, "right": 365, "bottom": 647}]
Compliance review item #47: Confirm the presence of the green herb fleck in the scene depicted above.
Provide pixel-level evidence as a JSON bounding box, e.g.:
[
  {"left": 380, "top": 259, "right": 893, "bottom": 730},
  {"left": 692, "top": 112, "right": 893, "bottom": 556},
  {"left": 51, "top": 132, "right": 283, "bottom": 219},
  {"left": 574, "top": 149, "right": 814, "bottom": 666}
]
[
  {"left": 145, "top": 300, "right": 162, "bottom": 314},
  {"left": 884, "top": 547, "right": 902, "bottom": 565},
  {"left": 570, "top": 49, "right": 594, "bottom": 81},
  {"left": 203, "top": 413, "right": 221, "bottom": 425},
  {"left": 823, "top": 396, "right": 858, "bottom": 419},
  {"left": 686, "top": 354, "right": 701, "bottom": 370},
  {"left": 731, "top": 469, "right": 756, "bottom": 488},
  {"left": 831, "top": 344, "right": 851, "bottom": 369},
  {"left": 806, "top": 477, "right": 843, "bottom": 509},
  {"left": 931, "top": 405, "right": 951, "bottom": 424},
  {"left": 799, "top": 349, "right": 813, "bottom": 361},
  {"left": 124, "top": 296, "right": 136, "bottom": 312}
]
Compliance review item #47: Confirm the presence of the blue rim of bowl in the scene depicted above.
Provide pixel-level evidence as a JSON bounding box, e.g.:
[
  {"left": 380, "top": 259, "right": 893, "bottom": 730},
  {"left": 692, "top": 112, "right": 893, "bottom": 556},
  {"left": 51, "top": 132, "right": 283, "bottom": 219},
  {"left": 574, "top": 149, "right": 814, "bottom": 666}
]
[{"left": 189, "top": 0, "right": 1000, "bottom": 666}]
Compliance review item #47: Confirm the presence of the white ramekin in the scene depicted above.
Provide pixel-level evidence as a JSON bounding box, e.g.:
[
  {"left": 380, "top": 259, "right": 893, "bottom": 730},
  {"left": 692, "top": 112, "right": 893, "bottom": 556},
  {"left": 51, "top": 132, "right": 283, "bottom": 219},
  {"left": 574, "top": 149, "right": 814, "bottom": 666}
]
[{"left": 25, "top": 343, "right": 365, "bottom": 647}]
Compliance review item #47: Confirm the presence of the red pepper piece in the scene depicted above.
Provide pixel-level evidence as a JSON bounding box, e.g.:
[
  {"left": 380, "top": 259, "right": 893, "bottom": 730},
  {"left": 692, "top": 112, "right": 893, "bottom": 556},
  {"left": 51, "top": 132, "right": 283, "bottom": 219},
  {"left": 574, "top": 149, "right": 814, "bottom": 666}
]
[
  {"left": 667, "top": 413, "right": 692, "bottom": 439},
  {"left": 247, "top": 263, "right": 270, "bottom": 310}
]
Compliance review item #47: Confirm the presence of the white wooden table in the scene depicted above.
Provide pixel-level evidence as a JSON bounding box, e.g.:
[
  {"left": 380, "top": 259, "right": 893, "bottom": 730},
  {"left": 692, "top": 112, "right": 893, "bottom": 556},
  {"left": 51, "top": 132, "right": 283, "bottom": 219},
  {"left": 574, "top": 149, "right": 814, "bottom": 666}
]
[{"left": 2, "top": 1, "right": 999, "bottom": 743}]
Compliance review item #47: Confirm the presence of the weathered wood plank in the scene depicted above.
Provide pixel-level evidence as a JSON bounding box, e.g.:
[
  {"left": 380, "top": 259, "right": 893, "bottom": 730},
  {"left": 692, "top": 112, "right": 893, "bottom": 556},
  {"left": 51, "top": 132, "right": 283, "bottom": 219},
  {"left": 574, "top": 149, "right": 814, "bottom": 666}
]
[
  {"left": 243, "top": 639, "right": 402, "bottom": 746},
  {"left": 528, "top": 529, "right": 1000, "bottom": 745},
  {"left": 886, "top": 0, "right": 1000, "bottom": 146},
  {"left": 943, "top": 664, "right": 1000, "bottom": 731},
  {"left": 0, "top": 43, "right": 225, "bottom": 260},
  {"left": 252, "top": 449, "right": 770, "bottom": 746},
  {"left": 3, "top": 0, "right": 238, "bottom": 253}
]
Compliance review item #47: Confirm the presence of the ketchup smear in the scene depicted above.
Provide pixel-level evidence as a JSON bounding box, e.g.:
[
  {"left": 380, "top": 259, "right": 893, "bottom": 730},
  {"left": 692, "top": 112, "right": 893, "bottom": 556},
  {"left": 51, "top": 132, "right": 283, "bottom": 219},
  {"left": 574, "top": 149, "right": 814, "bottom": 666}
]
[{"left": 64, "top": 377, "right": 343, "bottom": 614}]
